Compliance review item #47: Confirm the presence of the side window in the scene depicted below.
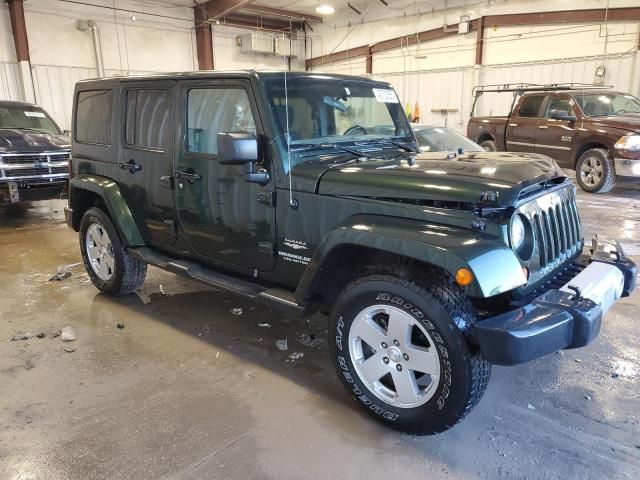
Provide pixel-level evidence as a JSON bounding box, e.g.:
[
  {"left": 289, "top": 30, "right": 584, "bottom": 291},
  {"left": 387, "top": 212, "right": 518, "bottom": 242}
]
[
  {"left": 186, "top": 88, "right": 256, "bottom": 155},
  {"left": 544, "top": 95, "right": 575, "bottom": 118},
  {"left": 517, "top": 95, "right": 545, "bottom": 118},
  {"left": 125, "top": 89, "right": 171, "bottom": 149},
  {"left": 75, "top": 90, "right": 112, "bottom": 145}
]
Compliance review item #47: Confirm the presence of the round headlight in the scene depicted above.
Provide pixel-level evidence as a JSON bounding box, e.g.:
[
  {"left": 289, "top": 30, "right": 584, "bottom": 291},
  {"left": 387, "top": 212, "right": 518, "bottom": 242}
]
[{"left": 510, "top": 215, "right": 525, "bottom": 251}]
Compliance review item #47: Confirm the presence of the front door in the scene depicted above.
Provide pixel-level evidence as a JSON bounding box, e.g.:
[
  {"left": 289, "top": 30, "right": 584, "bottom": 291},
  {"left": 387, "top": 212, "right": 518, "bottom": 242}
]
[
  {"left": 119, "top": 81, "right": 177, "bottom": 245},
  {"left": 535, "top": 94, "right": 578, "bottom": 167},
  {"left": 174, "top": 79, "right": 276, "bottom": 272},
  {"left": 505, "top": 94, "right": 546, "bottom": 153}
]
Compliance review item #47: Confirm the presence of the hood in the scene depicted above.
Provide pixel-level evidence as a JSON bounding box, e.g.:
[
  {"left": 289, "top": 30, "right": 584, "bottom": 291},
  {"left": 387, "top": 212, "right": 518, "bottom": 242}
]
[
  {"left": 292, "top": 151, "right": 565, "bottom": 206},
  {"left": 587, "top": 113, "right": 640, "bottom": 133},
  {"left": 0, "top": 128, "right": 71, "bottom": 153}
]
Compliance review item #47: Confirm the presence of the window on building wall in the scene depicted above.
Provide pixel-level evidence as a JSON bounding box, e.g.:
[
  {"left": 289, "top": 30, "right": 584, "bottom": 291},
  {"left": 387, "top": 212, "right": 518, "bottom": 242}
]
[
  {"left": 75, "top": 90, "right": 113, "bottom": 145},
  {"left": 125, "top": 89, "right": 171, "bottom": 149}
]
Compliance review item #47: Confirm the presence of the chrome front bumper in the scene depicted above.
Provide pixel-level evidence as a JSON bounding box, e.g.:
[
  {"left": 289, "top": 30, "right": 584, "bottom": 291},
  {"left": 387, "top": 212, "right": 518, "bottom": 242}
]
[
  {"left": 473, "top": 236, "right": 635, "bottom": 365},
  {"left": 614, "top": 158, "right": 640, "bottom": 177}
]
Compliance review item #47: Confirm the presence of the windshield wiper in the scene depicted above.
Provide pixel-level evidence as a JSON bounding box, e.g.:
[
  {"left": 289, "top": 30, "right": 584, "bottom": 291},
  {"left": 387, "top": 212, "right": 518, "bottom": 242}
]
[
  {"left": 9, "top": 127, "right": 49, "bottom": 134},
  {"left": 364, "top": 138, "right": 419, "bottom": 153},
  {"left": 292, "top": 143, "right": 372, "bottom": 159}
]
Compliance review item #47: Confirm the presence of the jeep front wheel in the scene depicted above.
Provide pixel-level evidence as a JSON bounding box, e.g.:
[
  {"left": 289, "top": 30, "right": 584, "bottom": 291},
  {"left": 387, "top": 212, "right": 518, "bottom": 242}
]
[
  {"left": 79, "top": 207, "right": 147, "bottom": 296},
  {"left": 329, "top": 273, "right": 490, "bottom": 435}
]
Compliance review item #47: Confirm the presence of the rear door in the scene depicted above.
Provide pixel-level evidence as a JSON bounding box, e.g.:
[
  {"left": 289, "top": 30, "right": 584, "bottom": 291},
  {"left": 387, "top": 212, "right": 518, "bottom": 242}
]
[
  {"left": 535, "top": 94, "right": 578, "bottom": 166},
  {"left": 119, "top": 81, "right": 177, "bottom": 245},
  {"left": 505, "top": 95, "right": 546, "bottom": 152}
]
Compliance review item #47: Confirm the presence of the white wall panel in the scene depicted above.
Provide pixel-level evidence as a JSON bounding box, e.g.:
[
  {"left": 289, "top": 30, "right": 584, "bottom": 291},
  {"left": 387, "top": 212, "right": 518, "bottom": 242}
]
[
  {"left": 0, "top": 4, "right": 16, "bottom": 63},
  {"left": 0, "top": 62, "right": 23, "bottom": 101},
  {"left": 373, "top": 53, "right": 638, "bottom": 135},
  {"left": 311, "top": 58, "right": 367, "bottom": 75}
]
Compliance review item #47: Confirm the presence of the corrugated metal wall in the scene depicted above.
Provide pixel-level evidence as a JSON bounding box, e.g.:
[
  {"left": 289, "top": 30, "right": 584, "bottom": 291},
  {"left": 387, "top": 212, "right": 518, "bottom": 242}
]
[
  {"left": 0, "top": 61, "right": 23, "bottom": 102},
  {"left": 318, "top": 52, "right": 639, "bottom": 133}
]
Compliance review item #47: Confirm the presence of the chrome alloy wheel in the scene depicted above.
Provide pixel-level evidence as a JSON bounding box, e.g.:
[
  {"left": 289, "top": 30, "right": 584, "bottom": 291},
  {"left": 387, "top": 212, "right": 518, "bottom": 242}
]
[
  {"left": 348, "top": 305, "right": 441, "bottom": 408},
  {"left": 580, "top": 156, "right": 603, "bottom": 186},
  {"left": 85, "top": 223, "right": 115, "bottom": 281}
]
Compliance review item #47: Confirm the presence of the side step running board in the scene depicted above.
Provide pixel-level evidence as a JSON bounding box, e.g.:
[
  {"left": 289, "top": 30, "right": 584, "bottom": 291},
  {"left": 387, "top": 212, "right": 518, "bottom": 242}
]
[{"left": 128, "top": 247, "right": 303, "bottom": 314}]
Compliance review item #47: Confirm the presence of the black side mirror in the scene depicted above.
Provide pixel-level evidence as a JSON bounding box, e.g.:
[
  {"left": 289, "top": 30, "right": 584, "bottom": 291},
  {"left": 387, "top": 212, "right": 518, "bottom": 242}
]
[
  {"left": 549, "top": 110, "right": 577, "bottom": 122},
  {"left": 217, "top": 132, "right": 268, "bottom": 185},
  {"left": 218, "top": 132, "right": 258, "bottom": 165}
]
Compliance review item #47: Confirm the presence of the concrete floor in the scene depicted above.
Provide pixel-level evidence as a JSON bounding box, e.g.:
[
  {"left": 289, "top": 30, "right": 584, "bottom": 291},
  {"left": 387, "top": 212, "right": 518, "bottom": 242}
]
[{"left": 1, "top": 177, "right": 639, "bottom": 480}]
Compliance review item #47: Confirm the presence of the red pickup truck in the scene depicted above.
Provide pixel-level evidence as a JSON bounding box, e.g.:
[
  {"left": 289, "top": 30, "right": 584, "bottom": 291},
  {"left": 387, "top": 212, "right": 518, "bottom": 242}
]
[{"left": 467, "top": 84, "right": 640, "bottom": 193}]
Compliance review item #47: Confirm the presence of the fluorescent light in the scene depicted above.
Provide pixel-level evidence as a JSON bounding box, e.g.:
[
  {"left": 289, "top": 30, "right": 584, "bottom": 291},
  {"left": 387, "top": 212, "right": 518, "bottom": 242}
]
[{"left": 315, "top": 4, "right": 335, "bottom": 15}]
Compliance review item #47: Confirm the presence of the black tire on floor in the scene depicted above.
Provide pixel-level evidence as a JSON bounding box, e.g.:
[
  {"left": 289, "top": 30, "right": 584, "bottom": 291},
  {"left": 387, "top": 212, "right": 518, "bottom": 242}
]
[
  {"left": 79, "top": 207, "right": 147, "bottom": 296},
  {"left": 575, "top": 148, "right": 616, "bottom": 193},
  {"left": 480, "top": 139, "right": 497, "bottom": 152},
  {"left": 329, "top": 271, "right": 491, "bottom": 435}
]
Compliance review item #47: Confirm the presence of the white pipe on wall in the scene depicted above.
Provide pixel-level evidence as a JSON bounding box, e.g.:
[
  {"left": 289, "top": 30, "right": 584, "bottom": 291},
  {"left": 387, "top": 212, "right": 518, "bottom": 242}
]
[{"left": 75, "top": 20, "right": 105, "bottom": 77}]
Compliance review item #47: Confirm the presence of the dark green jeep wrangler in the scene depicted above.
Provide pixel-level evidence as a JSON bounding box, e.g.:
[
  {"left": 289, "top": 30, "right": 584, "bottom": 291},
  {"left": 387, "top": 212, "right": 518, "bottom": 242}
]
[{"left": 65, "top": 71, "right": 635, "bottom": 435}]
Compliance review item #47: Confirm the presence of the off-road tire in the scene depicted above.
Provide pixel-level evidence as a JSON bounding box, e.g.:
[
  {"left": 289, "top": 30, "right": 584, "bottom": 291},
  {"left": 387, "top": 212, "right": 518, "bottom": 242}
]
[
  {"left": 575, "top": 148, "right": 616, "bottom": 193},
  {"left": 329, "top": 271, "right": 490, "bottom": 435},
  {"left": 480, "top": 139, "right": 497, "bottom": 152},
  {"left": 79, "top": 207, "right": 147, "bottom": 296}
]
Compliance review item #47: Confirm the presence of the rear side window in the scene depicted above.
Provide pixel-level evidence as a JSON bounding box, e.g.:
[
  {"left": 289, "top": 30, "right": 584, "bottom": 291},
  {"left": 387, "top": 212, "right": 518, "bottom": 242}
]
[
  {"left": 75, "top": 90, "right": 112, "bottom": 145},
  {"left": 517, "top": 95, "right": 545, "bottom": 118},
  {"left": 186, "top": 88, "right": 255, "bottom": 155},
  {"left": 125, "top": 89, "right": 171, "bottom": 149}
]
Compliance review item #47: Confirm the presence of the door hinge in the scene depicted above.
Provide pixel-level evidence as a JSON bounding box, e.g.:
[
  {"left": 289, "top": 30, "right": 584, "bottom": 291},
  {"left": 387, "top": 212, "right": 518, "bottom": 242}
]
[
  {"left": 258, "top": 242, "right": 276, "bottom": 257},
  {"left": 257, "top": 190, "right": 276, "bottom": 207},
  {"left": 163, "top": 220, "right": 176, "bottom": 232}
]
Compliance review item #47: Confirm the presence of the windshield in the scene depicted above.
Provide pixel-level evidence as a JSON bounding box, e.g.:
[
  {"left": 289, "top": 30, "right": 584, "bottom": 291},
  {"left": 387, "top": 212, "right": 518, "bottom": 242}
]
[
  {"left": 414, "top": 126, "right": 482, "bottom": 152},
  {"left": 263, "top": 75, "right": 412, "bottom": 148},
  {"left": 572, "top": 92, "right": 640, "bottom": 117},
  {"left": 0, "top": 105, "right": 61, "bottom": 134}
]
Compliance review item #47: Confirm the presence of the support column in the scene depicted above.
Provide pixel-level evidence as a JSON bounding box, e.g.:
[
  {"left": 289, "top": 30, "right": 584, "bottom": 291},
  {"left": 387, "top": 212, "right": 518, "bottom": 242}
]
[
  {"left": 194, "top": 5, "right": 214, "bottom": 70},
  {"left": 474, "top": 16, "right": 485, "bottom": 65},
  {"left": 7, "top": 0, "right": 35, "bottom": 103},
  {"left": 365, "top": 46, "right": 372, "bottom": 75}
]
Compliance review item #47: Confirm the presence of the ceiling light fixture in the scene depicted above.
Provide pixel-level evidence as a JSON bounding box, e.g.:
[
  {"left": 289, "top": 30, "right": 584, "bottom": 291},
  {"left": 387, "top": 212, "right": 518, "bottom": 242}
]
[{"left": 315, "top": 4, "right": 335, "bottom": 15}]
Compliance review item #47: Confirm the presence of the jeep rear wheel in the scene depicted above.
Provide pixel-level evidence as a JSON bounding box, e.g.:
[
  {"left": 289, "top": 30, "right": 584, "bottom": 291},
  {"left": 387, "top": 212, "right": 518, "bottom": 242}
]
[
  {"left": 79, "top": 207, "right": 147, "bottom": 296},
  {"left": 329, "top": 273, "right": 490, "bottom": 435}
]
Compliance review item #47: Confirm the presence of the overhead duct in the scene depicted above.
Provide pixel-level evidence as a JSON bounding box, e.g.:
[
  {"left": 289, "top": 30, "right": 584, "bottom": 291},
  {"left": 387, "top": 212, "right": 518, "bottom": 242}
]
[{"left": 76, "top": 20, "right": 105, "bottom": 78}]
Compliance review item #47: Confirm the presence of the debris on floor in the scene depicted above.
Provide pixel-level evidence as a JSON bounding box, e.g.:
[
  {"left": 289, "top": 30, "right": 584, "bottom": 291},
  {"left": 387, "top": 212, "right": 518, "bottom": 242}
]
[
  {"left": 584, "top": 395, "right": 592, "bottom": 401},
  {"left": 286, "top": 352, "right": 304, "bottom": 362},
  {"left": 25, "top": 358, "right": 35, "bottom": 370},
  {"left": 36, "top": 332, "right": 46, "bottom": 338},
  {"left": 49, "top": 271, "right": 72, "bottom": 281},
  {"left": 230, "top": 308, "right": 243, "bottom": 316},
  {"left": 574, "top": 358, "right": 582, "bottom": 363},
  {"left": 257, "top": 323, "right": 271, "bottom": 328},
  {"left": 527, "top": 404, "right": 536, "bottom": 410},
  {"left": 116, "top": 323, "right": 125, "bottom": 329},
  {"left": 296, "top": 332, "right": 321, "bottom": 348},
  {"left": 276, "top": 338, "right": 288, "bottom": 351},
  {"left": 64, "top": 347, "right": 76, "bottom": 353},
  {"left": 61, "top": 326, "right": 76, "bottom": 342},
  {"left": 159, "top": 284, "right": 166, "bottom": 296},
  {"left": 10, "top": 332, "right": 33, "bottom": 341}
]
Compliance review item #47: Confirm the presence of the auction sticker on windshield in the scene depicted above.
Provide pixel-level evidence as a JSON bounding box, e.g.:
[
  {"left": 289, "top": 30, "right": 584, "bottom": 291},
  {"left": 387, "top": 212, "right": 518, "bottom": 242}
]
[
  {"left": 372, "top": 88, "right": 399, "bottom": 103},
  {"left": 24, "top": 111, "right": 46, "bottom": 117}
]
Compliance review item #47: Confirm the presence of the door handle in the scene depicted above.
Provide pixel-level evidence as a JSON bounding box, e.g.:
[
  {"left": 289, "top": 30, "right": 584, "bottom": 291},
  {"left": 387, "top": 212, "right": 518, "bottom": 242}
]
[
  {"left": 119, "top": 160, "right": 142, "bottom": 173},
  {"left": 175, "top": 170, "right": 202, "bottom": 183},
  {"left": 509, "top": 123, "right": 518, "bottom": 127},
  {"left": 538, "top": 125, "right": 549, "bottom": 129}
]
